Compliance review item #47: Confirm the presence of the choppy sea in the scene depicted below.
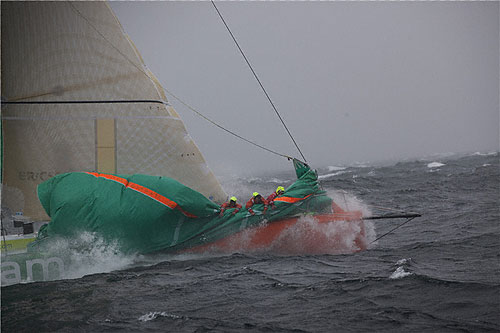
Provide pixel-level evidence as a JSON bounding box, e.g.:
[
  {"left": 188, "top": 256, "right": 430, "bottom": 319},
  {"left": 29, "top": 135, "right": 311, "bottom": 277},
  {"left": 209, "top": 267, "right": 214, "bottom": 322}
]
[{"left": 2, "top": 152, "right": 499, "bottom": 332}]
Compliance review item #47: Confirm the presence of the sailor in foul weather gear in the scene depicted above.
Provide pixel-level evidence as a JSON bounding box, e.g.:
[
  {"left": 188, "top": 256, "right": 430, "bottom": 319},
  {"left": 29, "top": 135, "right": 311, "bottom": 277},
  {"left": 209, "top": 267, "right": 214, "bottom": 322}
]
[
  {"left": 267, "top": 186, "right": 285, "bottom": 209},
  {"left": 246, "top": 192, "right": 269, "bottom": 216},
  {"left": 219, "top": 196, "right": 242, "bottom": 217}
]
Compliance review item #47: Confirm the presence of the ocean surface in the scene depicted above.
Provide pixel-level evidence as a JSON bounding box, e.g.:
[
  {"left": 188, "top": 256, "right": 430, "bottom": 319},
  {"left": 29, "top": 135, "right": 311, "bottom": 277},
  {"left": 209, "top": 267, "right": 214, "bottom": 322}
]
[{"left": 2, "top": 152, "right": 499, "bottom": 332}]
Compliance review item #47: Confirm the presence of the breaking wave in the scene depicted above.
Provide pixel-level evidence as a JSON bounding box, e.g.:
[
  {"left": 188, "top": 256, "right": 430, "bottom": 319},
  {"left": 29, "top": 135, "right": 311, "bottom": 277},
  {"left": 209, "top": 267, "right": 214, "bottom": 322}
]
[
  {"left": 472, "top": 151, "right": 497, "bottom": 156},
  {"left": 328, "top": 190, "right": 377, "bottom": 246},
  {"left": 138, "top": 311, "right": 183, "bottom": 322},
  {"left": 427, "top": 162, "right": 445, "bottom": 168},
  {"left": 38, "top": 232, "right": 141, "bottom": 281},
  {"left": 318, "top": 170, "right": 349, "bottom": 180},
  {"left": 327, "top": 166, "right": 346, "bottom": 172},
  {"left": 390, "top": 258, "right": 414, "bottom": 279},
  {"left": 206, "top": 215, "right": 370, "bottom": 255},
  {"left": 269, "top": 215, "right": 367, "bottom": 254}
]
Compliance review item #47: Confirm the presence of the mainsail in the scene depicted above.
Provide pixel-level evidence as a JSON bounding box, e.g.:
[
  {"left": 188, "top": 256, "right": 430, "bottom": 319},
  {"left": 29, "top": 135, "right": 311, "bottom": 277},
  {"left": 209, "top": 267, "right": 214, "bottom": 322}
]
[{"left": 1, "top": 1, "right": 227, "bottom": 222}]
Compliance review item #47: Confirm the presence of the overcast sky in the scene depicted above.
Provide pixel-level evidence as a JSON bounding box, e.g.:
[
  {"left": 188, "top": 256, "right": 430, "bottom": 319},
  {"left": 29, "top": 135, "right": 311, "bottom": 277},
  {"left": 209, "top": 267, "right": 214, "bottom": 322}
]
[{"left": 110, "top": 1, "right": 499, "bottom": 175}]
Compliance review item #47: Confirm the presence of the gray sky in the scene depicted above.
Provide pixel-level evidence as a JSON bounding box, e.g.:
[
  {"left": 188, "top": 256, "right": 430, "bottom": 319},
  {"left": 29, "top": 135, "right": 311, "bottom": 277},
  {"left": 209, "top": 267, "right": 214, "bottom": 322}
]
[{"left": 110, "top": 1, "right": 499, "bottom": 175}]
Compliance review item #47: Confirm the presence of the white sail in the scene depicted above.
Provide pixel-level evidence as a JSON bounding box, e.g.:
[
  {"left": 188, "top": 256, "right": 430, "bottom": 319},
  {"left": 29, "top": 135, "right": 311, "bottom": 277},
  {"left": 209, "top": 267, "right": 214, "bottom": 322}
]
[{"left": 1, "top": 1, "right": 227, "bottom": 221}]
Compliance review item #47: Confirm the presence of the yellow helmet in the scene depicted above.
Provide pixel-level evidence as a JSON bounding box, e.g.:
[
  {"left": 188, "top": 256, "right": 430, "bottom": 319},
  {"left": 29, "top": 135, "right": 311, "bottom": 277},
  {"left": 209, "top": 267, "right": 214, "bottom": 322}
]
[
  {"left": 230, "top": 196, "right": 237, "bottom": 202},
  {"left": 276, "top": 186, "right": 285, "bottom": 194},
  {"left": 253, "top": 192, "right": 259, "bottom": 197}
]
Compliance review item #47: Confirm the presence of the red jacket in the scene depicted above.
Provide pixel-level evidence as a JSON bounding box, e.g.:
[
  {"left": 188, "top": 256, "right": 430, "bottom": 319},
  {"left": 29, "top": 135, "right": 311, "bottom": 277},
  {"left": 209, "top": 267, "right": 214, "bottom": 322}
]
[
  {"left": 220, "top": 201, "right": 242, "bottom": 215},
  {"left": 266, "top": 192, "right": 279, "bottom": 206},
  {"left": 245, "top": 196, "right": 268, "bottom": 215}
]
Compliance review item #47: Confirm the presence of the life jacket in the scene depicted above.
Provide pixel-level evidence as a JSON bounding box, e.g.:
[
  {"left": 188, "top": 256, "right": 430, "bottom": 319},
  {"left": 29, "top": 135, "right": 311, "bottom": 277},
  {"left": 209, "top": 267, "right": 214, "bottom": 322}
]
[
  {"left": 220, "top": 201, "right": 242, "bottom": 214},
  {"left": 245, "top": 195, "right": 268, "bottom": 214},
  {"left": 221, "top": 201, "right": 241, "bottom": 209}
]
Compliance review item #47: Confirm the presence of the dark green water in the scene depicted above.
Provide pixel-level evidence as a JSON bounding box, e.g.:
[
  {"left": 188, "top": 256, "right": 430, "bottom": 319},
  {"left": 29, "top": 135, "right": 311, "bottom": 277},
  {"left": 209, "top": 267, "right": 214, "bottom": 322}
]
[{"left": 2, "top": 152, "right": 499, "bottom": 332}]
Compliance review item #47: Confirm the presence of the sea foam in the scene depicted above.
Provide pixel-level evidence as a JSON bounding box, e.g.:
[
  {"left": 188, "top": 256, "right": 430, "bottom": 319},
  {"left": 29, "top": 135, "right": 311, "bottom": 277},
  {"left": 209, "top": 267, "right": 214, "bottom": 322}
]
[
  {"left": 390, "top": 258, "right": 413, "bottom": 279},
  {"left": 427, "top": 162, "right": 445, "bottom": 168},
  {"left": 40, "top": 232, "right": 140, "bottom": 281},
  {"left": 138, "top": 312, "right": 182, "bottom": 322},
  {"left": 318, "top": 170, "right": 348, "bottom": 180},
  {"left": 327, "top": 166, "right": 346, "bottom": 172},
  {"left": 389, "top": 266, "right": 413, "bottom": 279}
]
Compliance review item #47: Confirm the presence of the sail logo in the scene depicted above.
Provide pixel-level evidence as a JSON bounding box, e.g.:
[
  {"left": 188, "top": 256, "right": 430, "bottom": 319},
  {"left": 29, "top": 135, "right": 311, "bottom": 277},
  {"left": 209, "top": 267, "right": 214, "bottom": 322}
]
[
  {"left": 1, "top": 257, "right": 65, "bottom": 286},
  {"left": 1, "top": 243, "right": 13, "bottom": 250},
  {"left": 18, "top": 171, "right": 58, "bottom": 182}
]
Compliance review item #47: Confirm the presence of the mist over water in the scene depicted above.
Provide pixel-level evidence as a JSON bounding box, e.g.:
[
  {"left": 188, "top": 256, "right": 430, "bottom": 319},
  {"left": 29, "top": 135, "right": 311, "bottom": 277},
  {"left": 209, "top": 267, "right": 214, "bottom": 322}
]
[
  {"left": 2, "top": 152, "right": 499, "bottom": 332},
  {"left": 109, "top": 1, "right": 499, "bottom": 174}
]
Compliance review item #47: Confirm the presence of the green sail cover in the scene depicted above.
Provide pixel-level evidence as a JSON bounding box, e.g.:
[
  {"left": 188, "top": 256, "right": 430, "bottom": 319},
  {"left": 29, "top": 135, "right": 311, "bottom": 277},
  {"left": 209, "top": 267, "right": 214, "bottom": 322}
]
[{"left": 31, "top": 160, "right": 331, "bottom": 254}]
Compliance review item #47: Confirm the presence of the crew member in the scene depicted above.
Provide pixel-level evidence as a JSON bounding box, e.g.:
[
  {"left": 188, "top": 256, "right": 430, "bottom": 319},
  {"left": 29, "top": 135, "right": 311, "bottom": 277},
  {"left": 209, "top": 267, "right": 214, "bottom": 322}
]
[
  {"left": 219, "top": 196, "right": 242, "bottom": 217},
  {"left": 246, "top": 192, "right": 269, "bottom": 216},
  {"left": 267, "top": 186, "right": 285, "bottom": 209}
]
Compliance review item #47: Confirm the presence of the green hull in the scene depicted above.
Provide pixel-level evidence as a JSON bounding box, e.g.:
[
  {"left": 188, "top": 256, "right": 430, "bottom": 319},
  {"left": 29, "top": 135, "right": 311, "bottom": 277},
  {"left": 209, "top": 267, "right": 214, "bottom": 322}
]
[{"left": 1, "top": 251, "right": 68, "bottom": 285}]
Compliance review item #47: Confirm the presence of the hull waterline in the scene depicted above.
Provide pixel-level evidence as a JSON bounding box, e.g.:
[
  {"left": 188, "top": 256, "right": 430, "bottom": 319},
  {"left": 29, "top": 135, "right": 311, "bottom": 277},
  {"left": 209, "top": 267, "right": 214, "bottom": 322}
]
[{"left": 186, "top": 202, "right": 367, "bottom": 254}]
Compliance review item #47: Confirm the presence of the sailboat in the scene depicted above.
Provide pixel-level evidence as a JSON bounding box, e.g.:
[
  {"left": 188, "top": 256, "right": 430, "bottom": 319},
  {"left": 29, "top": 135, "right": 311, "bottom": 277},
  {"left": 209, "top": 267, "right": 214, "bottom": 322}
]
[{"left": 1, "top": 2, "right": 418, "bottom": 285}]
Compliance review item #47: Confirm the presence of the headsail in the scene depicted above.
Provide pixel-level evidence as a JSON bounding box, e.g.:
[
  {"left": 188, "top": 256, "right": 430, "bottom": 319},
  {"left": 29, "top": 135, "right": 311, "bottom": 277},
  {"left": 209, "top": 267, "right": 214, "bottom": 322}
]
[
  {"left": 1, "top": 1, "right": 227, "bottom": 222},
  {"left": 31, "top": 161, "right": 332, "bottom": 254}
]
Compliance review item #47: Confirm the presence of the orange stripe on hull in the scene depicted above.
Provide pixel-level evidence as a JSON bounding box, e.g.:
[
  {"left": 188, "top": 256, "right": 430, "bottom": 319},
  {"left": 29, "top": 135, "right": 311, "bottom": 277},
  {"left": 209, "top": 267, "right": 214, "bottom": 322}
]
[
  {"left": 187, "top": 203, "right": 366, "bottom": 254},
  {"left": 85, "top": 172, "right": 197, "bottom": 218}
]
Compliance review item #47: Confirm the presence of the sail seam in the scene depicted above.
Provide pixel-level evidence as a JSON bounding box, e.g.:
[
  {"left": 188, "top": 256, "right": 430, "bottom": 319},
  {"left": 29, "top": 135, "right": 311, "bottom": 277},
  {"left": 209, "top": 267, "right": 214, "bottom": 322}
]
[
  {"left": 2, "top": 116, "right": 181, "bottom": 121},
  {"left": 2, "top": 100, "right": 170, "bottom": 105}
]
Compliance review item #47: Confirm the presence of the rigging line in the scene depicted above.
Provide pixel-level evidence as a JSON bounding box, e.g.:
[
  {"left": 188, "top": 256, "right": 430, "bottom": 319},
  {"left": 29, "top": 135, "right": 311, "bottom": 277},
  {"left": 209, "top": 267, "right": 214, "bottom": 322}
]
[
  {"left": 0, "top": 218, "right": 7, "bottom": 256},
  {"left": 211, "top": 1, "right": 308, "bottom": 163},
  {"left": 68, "top": 2, "right": 151, "bottom": 82},
  {"left": 165, "top": 90, "right": 291, "bottom": 160},
  {"left": 68, "top": 1, "right": 293, "bottom": 161},
  {"left": 370, "top": 217, "right": 416, "bottom": 244}
]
